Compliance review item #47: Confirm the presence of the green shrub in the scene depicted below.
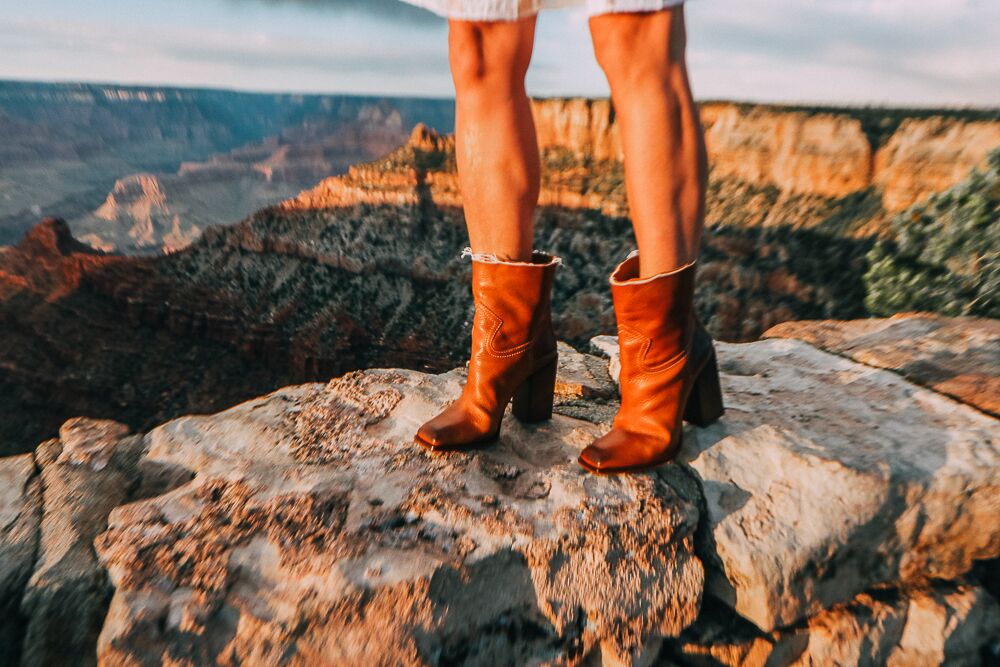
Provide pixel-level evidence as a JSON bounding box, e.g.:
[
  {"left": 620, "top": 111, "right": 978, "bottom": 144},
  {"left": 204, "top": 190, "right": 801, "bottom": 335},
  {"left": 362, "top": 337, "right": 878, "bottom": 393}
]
[{"left": 864, "top": 149, "right": 1000, "bottom": 317}]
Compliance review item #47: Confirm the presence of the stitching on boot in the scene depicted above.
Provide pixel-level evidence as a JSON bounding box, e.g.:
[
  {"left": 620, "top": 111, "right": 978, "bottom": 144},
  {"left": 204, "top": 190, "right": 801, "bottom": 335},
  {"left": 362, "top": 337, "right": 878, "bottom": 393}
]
[
  {"left": 479, "top": 303, "right": 533, "bottom": 358},
  {"left": 618, "top": 324, "right": 687, "bottom": 374}
]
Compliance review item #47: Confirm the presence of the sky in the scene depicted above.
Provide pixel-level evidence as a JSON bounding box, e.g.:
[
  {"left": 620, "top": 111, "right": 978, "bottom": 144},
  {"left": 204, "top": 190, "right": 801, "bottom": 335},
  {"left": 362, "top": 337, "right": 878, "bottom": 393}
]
[{"left": 1, "top": 0, "right": 998, "bottom": 106}]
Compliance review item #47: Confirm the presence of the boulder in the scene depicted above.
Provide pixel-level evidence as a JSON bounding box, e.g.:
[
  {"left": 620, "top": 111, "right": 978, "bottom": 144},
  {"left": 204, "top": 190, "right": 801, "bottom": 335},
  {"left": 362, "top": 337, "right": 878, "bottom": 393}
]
[
  {"left": 57, "top": 417, "right": 131, "bottom": 471},
  {"left": 672, "top": 583, "right": 1000, "bottom": 667},
  {"left": 0, "top": 453, "right": 41, "bottom": 665},
  {"left": 600, "top": 337, "right": 1000, "bottom": 631},
  {"left": 20, "top": 421, "right": 141, "bottom": 667},
  {"left": 94, "top": 366, "right": 703, "bottom": 666},
  {"left": 764, "top": 314, "right": 1000, "bottom": 417}
]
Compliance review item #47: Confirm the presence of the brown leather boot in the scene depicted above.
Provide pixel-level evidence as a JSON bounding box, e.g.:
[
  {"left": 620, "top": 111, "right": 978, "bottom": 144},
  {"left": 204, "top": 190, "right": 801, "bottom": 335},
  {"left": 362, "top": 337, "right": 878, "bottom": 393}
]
[
  {"left": 579, "top": 254, "right": 724, "bottom": 473},
  {"left": 415, "top": 250, "right": 560, "bottom": 450}
]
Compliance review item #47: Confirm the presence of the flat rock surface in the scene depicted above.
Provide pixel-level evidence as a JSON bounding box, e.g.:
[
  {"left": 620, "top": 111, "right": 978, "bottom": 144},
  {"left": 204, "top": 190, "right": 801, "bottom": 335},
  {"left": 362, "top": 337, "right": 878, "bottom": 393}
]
[
  {"left": 764, "top": 314, "right": 1000, "bottom": 417},
  {"left": 94, "top": 366, "right": 703, "bottom": 666},
  {"left": 677, "top": 339, "right": 1000, "bottom": 631}
]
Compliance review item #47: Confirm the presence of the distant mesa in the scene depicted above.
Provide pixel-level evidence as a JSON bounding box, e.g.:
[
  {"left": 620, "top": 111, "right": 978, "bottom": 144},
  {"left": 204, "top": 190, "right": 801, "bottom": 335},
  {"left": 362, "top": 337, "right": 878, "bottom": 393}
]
[{"left": 0, "top": 80, "right": 456, "bottom": 250}]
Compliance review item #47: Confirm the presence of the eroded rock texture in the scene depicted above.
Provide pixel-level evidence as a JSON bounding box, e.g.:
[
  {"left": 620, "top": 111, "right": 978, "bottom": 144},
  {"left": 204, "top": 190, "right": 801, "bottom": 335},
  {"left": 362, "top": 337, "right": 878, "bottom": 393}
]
[
  {"left": 19, "top": 427, "right": 141, "bottom": 667},
  {"left": 0, "top": 418, "right": 141, "bottom": 666},
  {"left": 94, "top": 365, "right": 703, "bottom": 666},
  {"left": 684, "top": 339, "right": 998, "bottom": 631},
  {"left": 670, "top": 583, "right": 1000, "bottom": 666},
  {"left": 0, "top": 454, "right": 40, "bottom": 666}
]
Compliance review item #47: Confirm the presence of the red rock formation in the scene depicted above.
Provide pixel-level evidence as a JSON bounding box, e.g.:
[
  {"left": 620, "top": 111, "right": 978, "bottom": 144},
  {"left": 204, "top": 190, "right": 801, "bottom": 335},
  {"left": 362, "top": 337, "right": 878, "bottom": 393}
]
[
  {"left": 530, "top": 99, "right": 999, "bottom": 215},
  {"left": 0, "top": 218, "right": 111, "bottom": 301},
  {"left": 874, "top": 118, "right": 1000, "bottom": 211},
  {"left": 531, "top": 98, "right": 621, "bottom": 161},
  {"left": 701, "top": 103, "right": 873, "bottom": 199}
]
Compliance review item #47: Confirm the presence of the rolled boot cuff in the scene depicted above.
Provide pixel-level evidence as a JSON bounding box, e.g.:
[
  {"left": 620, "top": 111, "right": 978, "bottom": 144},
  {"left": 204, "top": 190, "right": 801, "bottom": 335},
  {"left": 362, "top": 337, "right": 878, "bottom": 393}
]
[
  {"left": 462, "top": 247, "right": 562, "bottom": 267},
  {"left": 611, "top": 251, "right": 696, "bottom": 285}
]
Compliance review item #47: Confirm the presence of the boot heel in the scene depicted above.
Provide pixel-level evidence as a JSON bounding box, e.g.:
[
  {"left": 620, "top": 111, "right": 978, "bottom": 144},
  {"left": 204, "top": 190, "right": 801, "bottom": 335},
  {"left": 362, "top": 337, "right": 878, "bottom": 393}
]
[
  {"left": 684, "top": 351, "right": 724, "bottom": 427},
  {"left": 512, "top": 358, "right": 557, "bottom": 423}
]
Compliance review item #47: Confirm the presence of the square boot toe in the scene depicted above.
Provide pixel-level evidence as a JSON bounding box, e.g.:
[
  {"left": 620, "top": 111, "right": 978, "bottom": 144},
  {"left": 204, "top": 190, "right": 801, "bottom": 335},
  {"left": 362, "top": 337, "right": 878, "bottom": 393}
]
[{"left": 578, "top": 428, "right": 677, "bottom": 472}]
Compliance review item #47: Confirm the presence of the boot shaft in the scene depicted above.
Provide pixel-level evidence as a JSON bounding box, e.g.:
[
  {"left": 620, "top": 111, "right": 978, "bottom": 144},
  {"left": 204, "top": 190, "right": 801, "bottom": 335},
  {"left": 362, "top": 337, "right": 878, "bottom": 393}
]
[
  {"left": 609, "top": 255, "right": 697, "bottom": 368},
  {"left": 470, "top": 251, "right": 559, "bottom": 354}
]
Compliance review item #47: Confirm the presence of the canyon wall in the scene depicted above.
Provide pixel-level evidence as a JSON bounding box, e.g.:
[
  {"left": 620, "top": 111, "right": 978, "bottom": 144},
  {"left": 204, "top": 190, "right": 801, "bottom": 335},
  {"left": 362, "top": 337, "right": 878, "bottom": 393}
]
[
  {"left": 6, "top": 88, "right": 993, "bottom": 254},
  {"left": 874, "top": 117, "right": 1000, "bottom": 211},
  {"left": 530, "top": 98, "right": 1000, "bottom": 214},
  {"left": 0, "top": 81, "right": 454, "bottom": 248}
]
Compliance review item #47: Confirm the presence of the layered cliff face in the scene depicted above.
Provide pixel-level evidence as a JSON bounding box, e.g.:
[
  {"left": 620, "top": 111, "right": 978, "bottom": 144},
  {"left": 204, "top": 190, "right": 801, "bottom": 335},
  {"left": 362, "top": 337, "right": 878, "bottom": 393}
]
[
  {"left": 68, "top": 104, "right": 426, "bottom": 254},
  {"left": 530, "top": 99, "right": 1000, "bottom": 219},
  {"left": 78, "top": 174, "right": 196, "bottom": 253},
  {"left": 875, "top": 117, "right": 1000, "bottom": 211},
  {"left": 701, "top": 104, "right": 874, "bottom": 200}
]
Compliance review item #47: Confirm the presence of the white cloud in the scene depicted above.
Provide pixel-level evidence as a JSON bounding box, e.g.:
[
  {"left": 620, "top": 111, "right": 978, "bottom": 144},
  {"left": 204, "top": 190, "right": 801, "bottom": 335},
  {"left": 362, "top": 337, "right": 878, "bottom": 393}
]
[
  {"left": 680, "top": 0, "right": 1000, "bottom": 105},
  {"left": 0, "top": 0, "right": 996, "bottom": 105}
]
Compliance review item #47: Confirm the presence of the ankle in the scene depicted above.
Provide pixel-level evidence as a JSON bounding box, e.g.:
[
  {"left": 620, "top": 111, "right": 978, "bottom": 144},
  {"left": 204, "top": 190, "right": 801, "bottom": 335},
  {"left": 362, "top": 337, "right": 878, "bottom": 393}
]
[
  {"left": 638, "top": 253, "right": 697, "bottom": 279},
  {"left": 462, "top": 247, "right": 535, "bottom": 264}
]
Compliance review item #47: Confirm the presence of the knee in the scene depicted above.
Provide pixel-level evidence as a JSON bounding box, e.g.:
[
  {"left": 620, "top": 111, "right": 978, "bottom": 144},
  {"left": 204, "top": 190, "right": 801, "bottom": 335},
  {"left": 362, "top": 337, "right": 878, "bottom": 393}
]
[
  {"left": 448, "top": 22, "right": 532, "bottom": 100},
  {"left": 590, "top": 11, "right": 685, "bottom": 92},
  {"left": 591, "top": 24, "right": 635, "bottom": 81}
]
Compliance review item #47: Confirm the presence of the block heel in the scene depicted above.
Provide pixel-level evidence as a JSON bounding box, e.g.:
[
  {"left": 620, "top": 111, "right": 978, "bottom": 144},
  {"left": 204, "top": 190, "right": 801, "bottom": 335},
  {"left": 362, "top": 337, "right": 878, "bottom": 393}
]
[
  {"left": 684, "top": 350, "right": 724, "bottom": 427},
  {"left": 512, "top": 358, "right": 557, "bottom": 423}
]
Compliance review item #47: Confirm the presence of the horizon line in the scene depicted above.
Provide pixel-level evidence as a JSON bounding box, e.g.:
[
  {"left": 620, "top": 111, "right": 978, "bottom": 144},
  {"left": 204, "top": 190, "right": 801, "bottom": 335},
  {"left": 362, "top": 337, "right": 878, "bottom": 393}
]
[{"left": 1, "top": 76, "right": 999, "bottom": 115}]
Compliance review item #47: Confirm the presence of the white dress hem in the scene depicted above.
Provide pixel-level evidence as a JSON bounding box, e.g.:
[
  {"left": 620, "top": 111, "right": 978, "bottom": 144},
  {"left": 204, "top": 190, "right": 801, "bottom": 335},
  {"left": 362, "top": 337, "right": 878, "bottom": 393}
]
[{"left": 402, "top": 0, "right": 684, "bottom": 21}]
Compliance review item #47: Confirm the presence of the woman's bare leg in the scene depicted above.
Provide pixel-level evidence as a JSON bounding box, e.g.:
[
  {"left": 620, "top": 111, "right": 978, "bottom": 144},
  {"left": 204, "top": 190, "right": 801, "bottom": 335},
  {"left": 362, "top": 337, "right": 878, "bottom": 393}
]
[
  {"left": 589, "top": 7, "right": 708, "bottom": 277},
  {"left": 449, "top": 18, "right": 539, "bottom": 262}
]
